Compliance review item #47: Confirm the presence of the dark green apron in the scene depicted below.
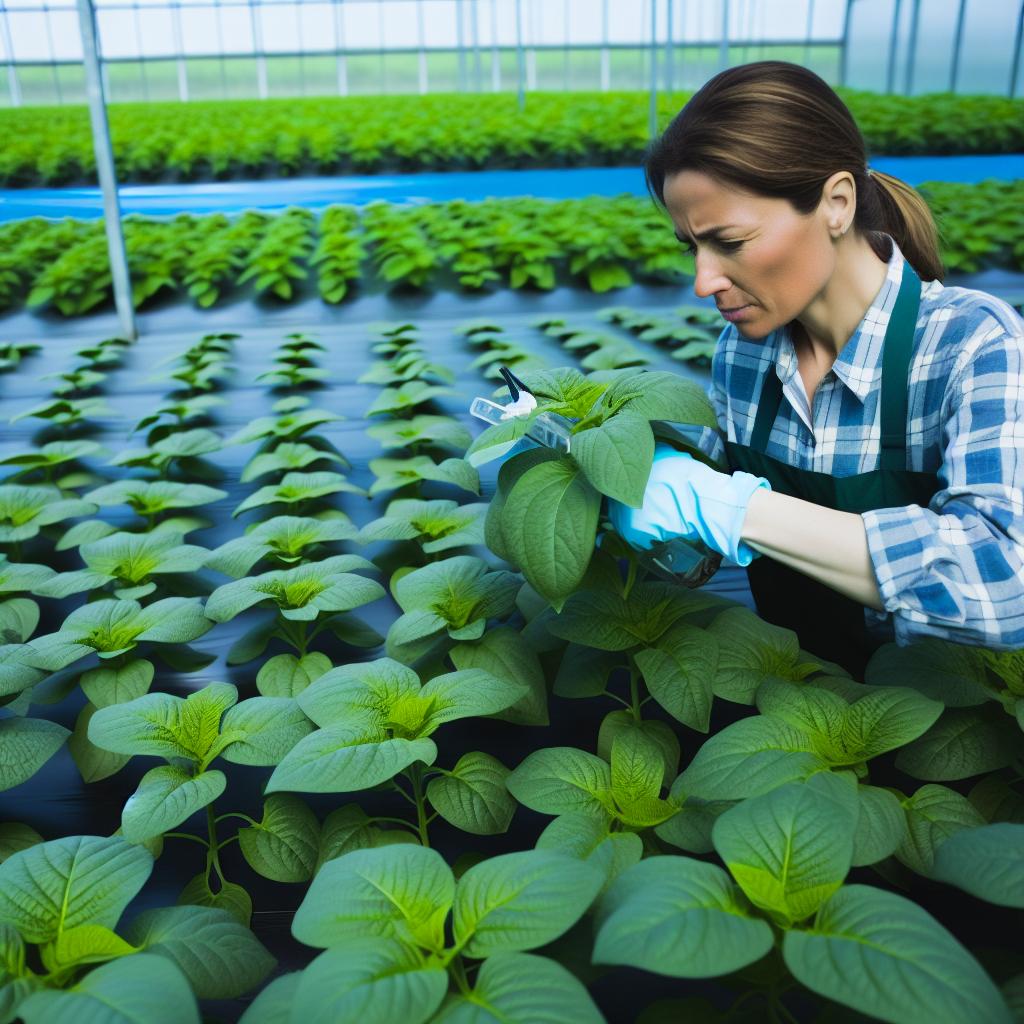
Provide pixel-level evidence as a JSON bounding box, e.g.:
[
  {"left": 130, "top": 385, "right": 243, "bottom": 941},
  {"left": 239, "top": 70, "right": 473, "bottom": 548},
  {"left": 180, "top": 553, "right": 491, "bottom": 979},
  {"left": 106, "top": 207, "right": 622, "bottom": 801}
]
[{"left": 724, "top": 263, "right": 940, "bottom": 679}]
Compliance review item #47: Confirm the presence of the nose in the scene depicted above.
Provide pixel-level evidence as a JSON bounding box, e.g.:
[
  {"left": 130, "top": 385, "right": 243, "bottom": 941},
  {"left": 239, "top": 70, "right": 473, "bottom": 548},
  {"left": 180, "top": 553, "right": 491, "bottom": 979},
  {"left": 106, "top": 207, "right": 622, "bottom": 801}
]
[{"left": 691, "top": 251, "right": 732, "bottom": 300}]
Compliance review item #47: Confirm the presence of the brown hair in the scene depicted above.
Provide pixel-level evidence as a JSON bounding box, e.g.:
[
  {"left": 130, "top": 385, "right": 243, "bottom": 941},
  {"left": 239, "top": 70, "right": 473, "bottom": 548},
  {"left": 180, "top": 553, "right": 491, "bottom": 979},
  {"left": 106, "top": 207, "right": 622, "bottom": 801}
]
[{"left": 644, "top": 61, "right": 945, "bottom": 283}]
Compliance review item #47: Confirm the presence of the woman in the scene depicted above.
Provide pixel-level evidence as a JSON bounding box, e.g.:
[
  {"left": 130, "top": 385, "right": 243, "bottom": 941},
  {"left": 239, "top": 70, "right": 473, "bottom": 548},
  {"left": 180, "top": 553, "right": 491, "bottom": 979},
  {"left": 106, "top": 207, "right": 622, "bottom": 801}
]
[{"left": 608, "top": 61, "right": 1024, "bottom": 680}]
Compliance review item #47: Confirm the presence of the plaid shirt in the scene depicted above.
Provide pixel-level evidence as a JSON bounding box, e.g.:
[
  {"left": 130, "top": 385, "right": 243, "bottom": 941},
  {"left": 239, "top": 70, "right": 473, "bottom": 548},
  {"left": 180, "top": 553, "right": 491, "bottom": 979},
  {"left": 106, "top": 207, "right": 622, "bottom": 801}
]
[{"left": 697, "top": 232, "right": 1024, "bottom": 653}]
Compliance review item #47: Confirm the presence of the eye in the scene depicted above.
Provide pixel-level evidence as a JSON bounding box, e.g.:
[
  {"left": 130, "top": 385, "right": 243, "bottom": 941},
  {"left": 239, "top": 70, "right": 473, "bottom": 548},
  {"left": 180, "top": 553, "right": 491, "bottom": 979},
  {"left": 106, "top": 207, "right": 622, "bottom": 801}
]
[{"left": 679, "top": 239, "right": 743, "bottom": 255}]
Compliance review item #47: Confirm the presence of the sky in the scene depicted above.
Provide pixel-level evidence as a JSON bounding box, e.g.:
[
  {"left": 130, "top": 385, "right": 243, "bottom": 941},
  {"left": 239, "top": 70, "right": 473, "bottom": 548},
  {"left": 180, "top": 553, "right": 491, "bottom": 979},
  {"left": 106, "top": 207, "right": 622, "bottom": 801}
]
[{"left": 1, "top": 0, "right": 1020, "bottom": 96}]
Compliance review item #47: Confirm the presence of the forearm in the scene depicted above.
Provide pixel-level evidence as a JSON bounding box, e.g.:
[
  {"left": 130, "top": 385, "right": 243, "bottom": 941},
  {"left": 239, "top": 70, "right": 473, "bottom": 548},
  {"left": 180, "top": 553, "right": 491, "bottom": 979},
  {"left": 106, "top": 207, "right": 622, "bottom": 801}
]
[{"left": 739, "top": 488, "right": 886, "bottom": 613}]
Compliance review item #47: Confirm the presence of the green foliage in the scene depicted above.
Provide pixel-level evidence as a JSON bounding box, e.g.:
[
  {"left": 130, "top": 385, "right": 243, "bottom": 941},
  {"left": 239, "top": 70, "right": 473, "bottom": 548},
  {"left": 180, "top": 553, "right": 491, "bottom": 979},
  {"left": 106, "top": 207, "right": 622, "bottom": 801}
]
[
  {"left": 5, "top": 179, "right": 1022, "bottom": 317},
  {"left": 2, "top": 92, "right": 1021, "bottom": 188}
]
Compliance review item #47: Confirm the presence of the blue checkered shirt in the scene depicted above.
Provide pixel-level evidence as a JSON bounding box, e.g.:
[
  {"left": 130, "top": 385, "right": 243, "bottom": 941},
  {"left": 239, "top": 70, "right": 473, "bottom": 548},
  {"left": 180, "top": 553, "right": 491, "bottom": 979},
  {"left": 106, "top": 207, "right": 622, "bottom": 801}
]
[{"left": 696, "top": 233, "right": 1024, "bottom": 653}]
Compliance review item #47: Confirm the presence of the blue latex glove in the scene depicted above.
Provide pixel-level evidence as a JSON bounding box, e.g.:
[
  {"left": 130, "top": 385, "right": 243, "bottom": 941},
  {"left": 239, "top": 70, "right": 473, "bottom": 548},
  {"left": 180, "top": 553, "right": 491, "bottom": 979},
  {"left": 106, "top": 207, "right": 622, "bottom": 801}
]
[{"left": 607, "top": 443, "right": 772, "bottom": 567}]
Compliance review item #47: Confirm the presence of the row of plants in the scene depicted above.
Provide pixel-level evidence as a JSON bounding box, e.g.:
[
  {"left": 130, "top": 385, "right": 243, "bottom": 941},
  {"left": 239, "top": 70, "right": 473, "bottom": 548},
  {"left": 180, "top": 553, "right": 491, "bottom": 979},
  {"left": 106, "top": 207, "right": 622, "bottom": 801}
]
[
  {"left": 3, "top": 179, "right": 1023, "bottom": 319},
  {"left": 0, "top": 314, "right": 1022, "bottom": 1021},
  {"left": 1, "top": 90, "right": 1022, "bottom": 186}
]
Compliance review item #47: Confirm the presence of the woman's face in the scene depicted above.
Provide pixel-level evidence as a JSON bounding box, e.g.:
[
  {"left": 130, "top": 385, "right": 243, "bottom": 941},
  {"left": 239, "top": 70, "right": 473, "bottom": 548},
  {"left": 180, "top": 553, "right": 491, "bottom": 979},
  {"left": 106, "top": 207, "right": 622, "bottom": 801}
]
[{"left": 661, "top": 169, "right": 847, "bottom": 338}]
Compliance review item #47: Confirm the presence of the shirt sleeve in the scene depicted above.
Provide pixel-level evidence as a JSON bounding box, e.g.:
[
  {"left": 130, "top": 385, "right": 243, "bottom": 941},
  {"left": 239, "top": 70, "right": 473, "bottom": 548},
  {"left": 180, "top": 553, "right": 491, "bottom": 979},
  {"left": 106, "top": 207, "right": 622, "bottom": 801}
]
[{"left": 861, "top": 310, "right": 1024, "bottom": 651}]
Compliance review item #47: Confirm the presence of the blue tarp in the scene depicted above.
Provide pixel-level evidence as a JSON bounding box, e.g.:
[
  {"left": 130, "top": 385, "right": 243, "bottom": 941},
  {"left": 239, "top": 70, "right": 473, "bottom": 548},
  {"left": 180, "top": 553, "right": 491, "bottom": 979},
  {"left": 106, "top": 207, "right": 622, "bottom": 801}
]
[{"left": 1, "top": 154, "right": 1022, "bottom": 222}]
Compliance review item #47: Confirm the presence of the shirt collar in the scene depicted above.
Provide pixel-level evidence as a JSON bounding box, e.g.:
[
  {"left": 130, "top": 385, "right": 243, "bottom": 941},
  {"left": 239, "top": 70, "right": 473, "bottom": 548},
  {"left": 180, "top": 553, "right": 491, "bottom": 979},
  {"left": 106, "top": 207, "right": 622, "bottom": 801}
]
[{"left": 775, "top": 233, "right": 906, "bottom": 404}]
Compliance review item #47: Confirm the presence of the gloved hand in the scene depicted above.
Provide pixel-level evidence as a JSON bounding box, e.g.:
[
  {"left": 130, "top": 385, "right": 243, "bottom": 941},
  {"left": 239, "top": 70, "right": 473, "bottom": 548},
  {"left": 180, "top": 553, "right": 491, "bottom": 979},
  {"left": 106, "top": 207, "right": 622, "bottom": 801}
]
[{"left": 607, "top": 443, "right": 772, "bottom": 567}]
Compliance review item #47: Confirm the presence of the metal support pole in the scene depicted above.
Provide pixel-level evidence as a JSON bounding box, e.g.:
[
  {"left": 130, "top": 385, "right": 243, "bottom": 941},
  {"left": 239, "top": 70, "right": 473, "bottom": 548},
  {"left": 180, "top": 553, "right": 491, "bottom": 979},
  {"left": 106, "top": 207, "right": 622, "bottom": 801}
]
[
  {"left": 417, "top": 0, "right": 427, "bottom": 94},
  {"left": 649, "top": 0, "right": 658, "bottom": 138},
  {"left": 562, "top": 0, "right": 569, "bottom": 91},
  {"left": 839, "top": 0, "right": 853, "bottom": 87},
  {"left": 949, "top": 0, "right": 966, "bottom": 93},
  {"left": 456, "top": 0, "right": 466, "bottom": 92},
  {"left": 335, "top": 0, "right": 348, "bottom": 96},
  {"left": 903, "top": 0, "right": 919, "bottom": 94},
  {"left": 666, "top": 0, "right": 673, "bottom": 94},
  {"left": 886, "top": 0, "right": 902, "bottom": 94},
  {"left": 515, "top": 0, "right": 525, "bottom": 109},
  {"left": 251, "top": 0, "right": 268, "bottom": 99},
  {"left": 719, "top": 0, "right": 729, "bottom": 73},
  {"left": 803, "top": 0, "right": 815, "bottom": 69},
  {"left": 490, "top": 0, "right": 500, "bottom": 90},
  {"left": 171, "top": 0, "right": 188, "bottom": 101},
  {"left": 0, "top": 0, "right": 23, "bottom": 107},
  {"left": 471, "top": 0, "right": 481, "bottom": 92},
  {"left": 600, "top": 0, "right": 609, "bottom": 90},
  {"left": 76, "top": 0, "right": 136, "bottom": 341},
  {"left": 1010, "top": 0, "right": 1024, "bottom": 98}
]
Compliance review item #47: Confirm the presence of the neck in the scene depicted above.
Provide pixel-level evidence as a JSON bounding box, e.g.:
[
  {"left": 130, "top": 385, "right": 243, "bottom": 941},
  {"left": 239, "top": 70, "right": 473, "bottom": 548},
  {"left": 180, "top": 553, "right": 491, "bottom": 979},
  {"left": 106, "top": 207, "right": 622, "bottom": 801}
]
[{"left": 793, "top": 234, "right": 890, "bottom": 363}]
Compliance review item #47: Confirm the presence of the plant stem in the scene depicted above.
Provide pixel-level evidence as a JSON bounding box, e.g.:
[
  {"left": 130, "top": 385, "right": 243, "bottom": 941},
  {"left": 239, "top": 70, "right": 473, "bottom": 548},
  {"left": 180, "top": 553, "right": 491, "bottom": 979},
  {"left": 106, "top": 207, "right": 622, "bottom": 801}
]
[
  {"left": 622, "top": 555, "right": 638, "bottom": 600},
  {"left": 214, "top": 812, "right": 259, "bottom": 827},
  {"left": 206, "top": 804, "right": 226, "bottom": 886},
  {"left": 449, "top": 955, "right": 471, "bottom": 995},
  {"left": 408, "top": 764, "right": 430, "bottom": 847},
  {"left": 627, "top": 659, "right": 641, "bottom": 721},
  {"left": 370, "top": 815, "right": 419, "bottom": 830},
  {"left": 164, "top": 831, "right": 209, "bottom": 847},
  {"left": 390, "top": 777, "right": 417, "bottom": 806},
  {"left": 601, "top": 689, "right": 632, "bottom": 709}
]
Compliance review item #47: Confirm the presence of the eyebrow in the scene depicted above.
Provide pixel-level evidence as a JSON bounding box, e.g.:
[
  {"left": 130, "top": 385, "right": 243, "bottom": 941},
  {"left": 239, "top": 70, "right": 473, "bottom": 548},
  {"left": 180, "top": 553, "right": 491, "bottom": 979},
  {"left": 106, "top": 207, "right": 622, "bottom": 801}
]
[{"left": 674, "top": 225, "right": 738, "bottom": 243}]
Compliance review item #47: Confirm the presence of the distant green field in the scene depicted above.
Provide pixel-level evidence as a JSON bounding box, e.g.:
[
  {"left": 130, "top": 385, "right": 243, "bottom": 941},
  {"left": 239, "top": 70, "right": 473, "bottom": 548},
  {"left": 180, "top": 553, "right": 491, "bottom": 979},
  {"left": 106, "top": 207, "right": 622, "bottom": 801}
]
[{"left": 2, "top": 44, "right": 840, "bottom": 107}]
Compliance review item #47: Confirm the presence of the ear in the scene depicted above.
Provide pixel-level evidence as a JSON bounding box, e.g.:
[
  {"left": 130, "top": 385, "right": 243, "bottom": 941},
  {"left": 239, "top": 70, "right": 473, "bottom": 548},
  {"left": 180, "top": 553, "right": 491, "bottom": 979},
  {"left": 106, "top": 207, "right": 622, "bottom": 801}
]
[{"left": 819, "top": 171, "right": 856, "bottom": 232}]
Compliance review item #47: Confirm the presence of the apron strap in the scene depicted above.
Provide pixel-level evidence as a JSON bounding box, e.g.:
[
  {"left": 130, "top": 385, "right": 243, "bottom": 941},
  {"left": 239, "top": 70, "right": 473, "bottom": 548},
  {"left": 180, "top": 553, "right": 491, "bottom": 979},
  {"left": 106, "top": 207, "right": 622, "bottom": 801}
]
[
  {"left": 749, "top": 261, "right": 922, "bottom": 469},
  {"left": 879, "top": 262, "right": 921, "bottom": 471}
]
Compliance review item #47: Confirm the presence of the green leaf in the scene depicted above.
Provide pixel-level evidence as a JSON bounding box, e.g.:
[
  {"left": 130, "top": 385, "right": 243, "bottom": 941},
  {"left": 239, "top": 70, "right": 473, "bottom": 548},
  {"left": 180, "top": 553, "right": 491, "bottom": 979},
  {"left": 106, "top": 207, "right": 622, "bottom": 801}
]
[
  {"left": 38, "top": 923, "right": 137, "bottom": 974},
  {"left": 0, "top": 717, "right": 70, "bottom": 792},
  {"left": 895, "top": 707, "right": 1020, "bottom": 781},
  {"left": 289, "top": 940, "right": 448, "bottom": 1024},
  {"left": 177, "top": 873, "right": 253, "bottom": 928},
  {"left": 426, "top": 752, "right": 516, "bottom": 835},
  {"left": 535, "top": 812, "right": 642, "bottom": 894},
  {"left": 122, "top": 766, "right": 227, "bottom": 843},
  {"left": 239, "top": 794, "right": 320, "bottom": 882},
  {"left": 0, "top": 822, "right": 43, "bottom": 864},
  {"left": 592, "top": 855, "right": 774, "bottom": 978},
  {"left": 569, "top": 411, "right": 654, "bottom": 506},
  {"left": 452, "top": 849, "right": 604, "bottom": 958},
  {"left": 635, "top": 622, "right": 718, "bottom": 732},
  {"left": 852, "top": 785, "right": 907, "bottom": 867},
  {"left": 420, "top": 668, "right": 529, "bottom": 730},
  {"left": 267, "top": 725, "right": 437, "bottom": 794},
  {"left": 297, "top": 657, "right": 422, "bottom": 729},
  {"left": 88, "top": 683, "right": 238, "bottom": 763},
  {"left": 431, "top": 951, "right": 604, "bottom": 1024},
  {"left": 257, "top": 652, "right": 333, "bottom": 697},
  {"left": 897, "top": 783, "right": 988, "bottom": 876},
  {"left": 711, "top": 773, "right": 859, "bottom": 927},
  {"left": 236, "top": 972, "right": 300, "bottom": 1024},
  {"left": 676, "top": 715, "right": 827, "bottom": 801},
  {"left": 293, "top": 844, "right": 454, "bottom": 952},
  {"left": 500, "top": 457, "right": 601, "bottom": 610},
  {"left": 931, "top": 823, "right": 1024, "bottom": 908},
  {"left": 124, "top": 904, "right": 276, "bottom": 999},
  {"left": 706, "top": 607, "right": 810, "bottom": 704},
  {"left": 69, "top": 704, "right": 130, "bottom": 784},
  {"left": 782, "top": 884, "right": 1013, "bottom": 1024},
  {"left": 0, "top": 834, "right": 152, "bottom": 943},
  {"left": 506, "top": 747, "right": 613, "bottom": 818},
  {"left": 80, "top": 659, "right": 154, "bottom": 709},
  {"left": 219, "top": 697, "right": 315, "bottom": 765},
  {"left": 597, "top": 711, "right": 679, "bottom": 790},
  {"left": 448, "top": 626, "right": 549, "bottom": 727},
  {"left": 17, "top": 952, "right": 200, "bottom": 1024},
  {"left": 315, "top": 805, "right": 417, "bottom": 874},
  {"left": 866, "top": 638, "right": 992, "bottom": 707}
]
